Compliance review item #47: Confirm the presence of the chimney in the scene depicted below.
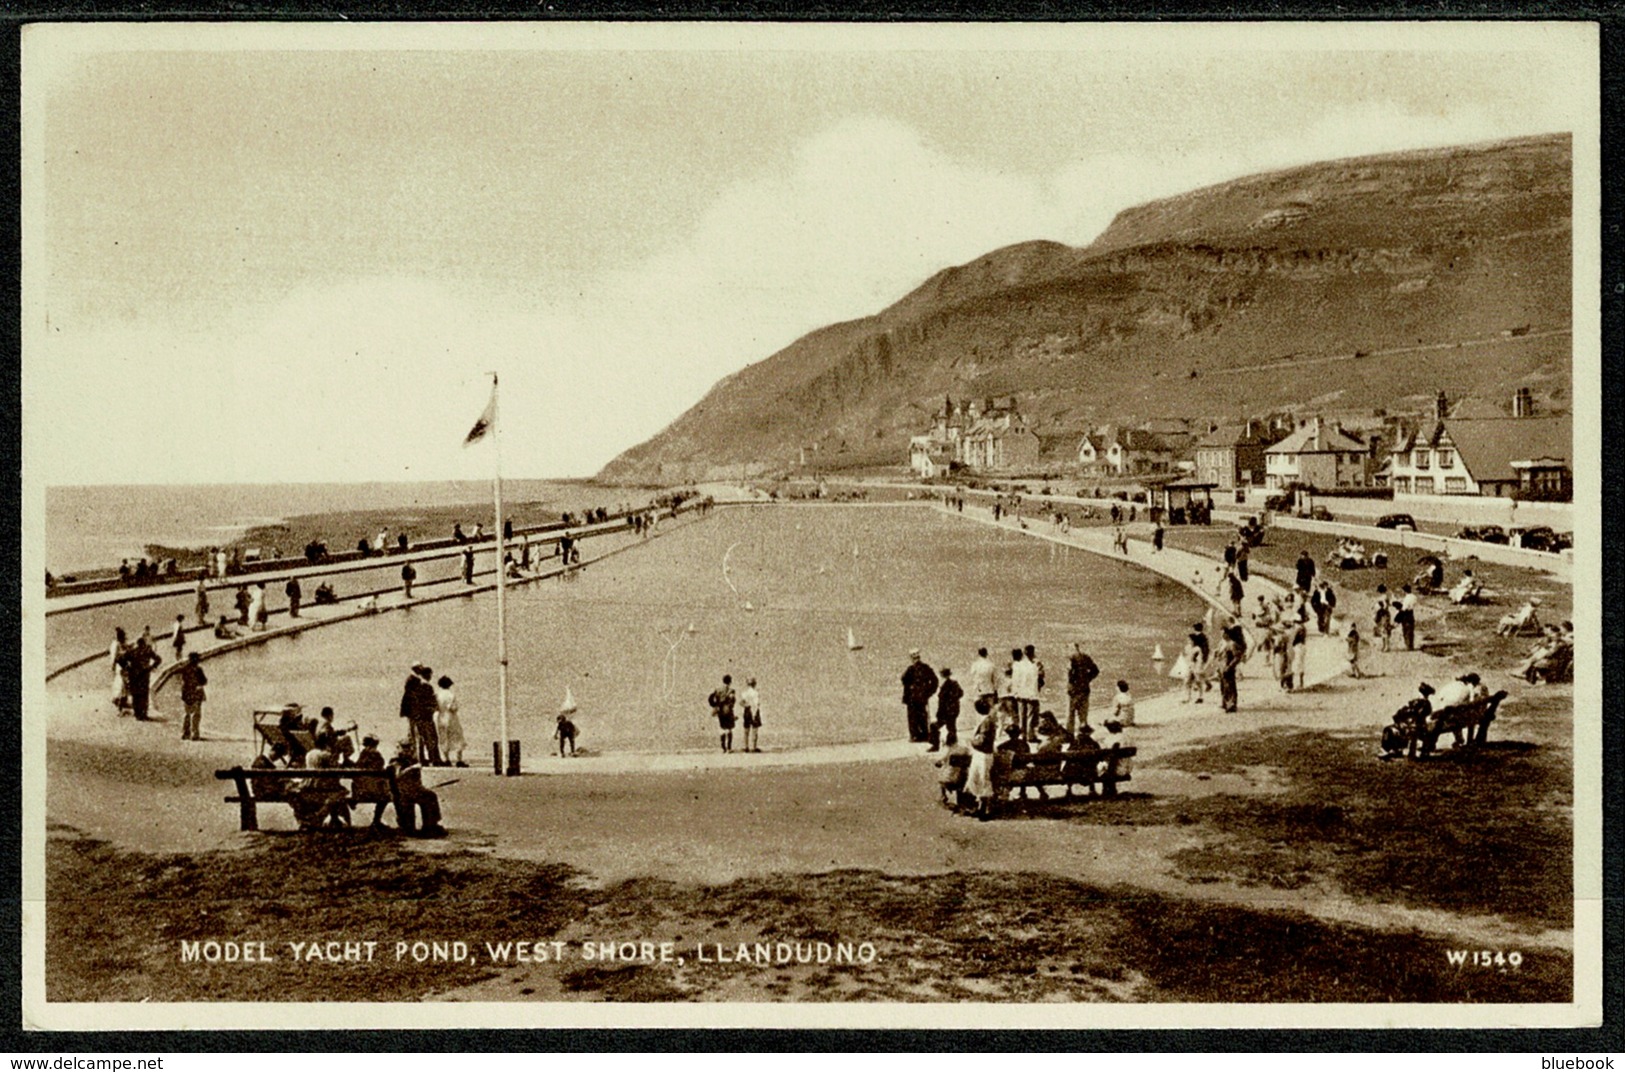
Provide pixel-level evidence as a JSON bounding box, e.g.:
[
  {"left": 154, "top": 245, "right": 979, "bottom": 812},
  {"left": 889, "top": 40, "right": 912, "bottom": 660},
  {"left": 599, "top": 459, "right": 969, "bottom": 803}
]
[
  {"left": 1435, "top": 390, "right": 1449, "bottom": 421},
  {"left": 1514, "top": 387, "right": 1534, "bottom": 417},
  {"left": 1243, "top": 418, "right": 1255, "bottom": 438}
]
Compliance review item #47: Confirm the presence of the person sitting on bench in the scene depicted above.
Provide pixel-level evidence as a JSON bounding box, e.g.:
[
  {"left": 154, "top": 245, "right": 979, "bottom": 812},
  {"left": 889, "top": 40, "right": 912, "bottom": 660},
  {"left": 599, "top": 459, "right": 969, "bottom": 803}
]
[
  {"left": 388, "top": 740, "right": 446, "bottom": 837},
  {"left": 351, "top": 735, "right": 392, "bottom": 829},
  {"left": 251, "top": 742, "right": 292, "bottom": 799},
  {"left": 292, "top": 732, "right": 351, "bottom": 830},
  {"left": 997, "top": 722, "right": 1037, "bottom": 799},
  {"left": 1033, "top": 711, "right": 1073, "bottom": 754},
  {"left": 1428, "top": 673, "right": 1489, "bottom": 749},
  {"left": 1380, "top": 684, "right": 1433, "bottom": 759}
]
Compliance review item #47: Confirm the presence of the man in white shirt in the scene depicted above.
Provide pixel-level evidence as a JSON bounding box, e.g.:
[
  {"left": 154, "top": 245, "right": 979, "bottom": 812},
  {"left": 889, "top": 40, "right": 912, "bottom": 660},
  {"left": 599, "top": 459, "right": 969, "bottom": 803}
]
[
  {"left": 967, "top": 647, "right": 998, "bottom": 707},
  {"left": 738, "top": 677, "right": 762, "bottom": 753},
  {"left": 1008, "top": 647, "right": 1040, "bottom": 738},
  {"left": 1398, "top": 584, "right": 1419, "bottom": 650}
]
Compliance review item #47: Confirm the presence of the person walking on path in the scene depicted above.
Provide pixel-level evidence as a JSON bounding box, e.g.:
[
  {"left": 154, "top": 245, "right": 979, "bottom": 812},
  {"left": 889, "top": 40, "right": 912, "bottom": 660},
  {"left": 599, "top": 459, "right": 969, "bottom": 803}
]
[
  {"left": 1007, "top": 647, "right": 1039, "bottom": 738},
  {"left": 1312, "top": 579, "right": 1337, "bottom": 634},
  {"left": 170, "top": 614, "right": 187, "bottom": 661},
  {"left": 708, "top": 674, "right": 737, "bottom": 753},
  {"left": 1066, "top": 642, "right": 1100, "bottom": 737},
  {"left": 401, "top": 560, "right": 417, "bottom": 600},
  {"left": 1152, "top": 523, "right": 1165, "bottom": 552},
  {"left": 178, "top": 651, "right": 208, "bottom": 741},
  {"left": 738, "top": 676, "right": 762, "bottom": 753},
  {"left": 901, "top": 650, "right": 939, "bottom": 743},
  {"left": 119, "top": 634, "right": 162, "bottom": 721},
  {"left": 193, "top": 576, "right": 210, "bottom": 628},
  {"left": 1346, "top": 622, "right": 1365, "bottom": 678},
  {"left": 930, "top": 668, "right": 962, "bottom": 751},
  {"left": 1235, "top": 540, "right": 1250, "bottom": 581},
  {"left": 462, "top": 546, "right": 476, "bottom": 585},
  {"left": 234, "top": 585, "right": 251, "bottom": 627},
  {"left": 285, "top": 576, "right": 302, "bottom": 619},
  {"left": 434, "top": 675, "right": 467, "bottom": 767},
  {"left": 966, "top": 647, "right": 998, "bottom": 709},
  {"left": 1295, "top": 549, "right": 1317, "bottom": 593}
]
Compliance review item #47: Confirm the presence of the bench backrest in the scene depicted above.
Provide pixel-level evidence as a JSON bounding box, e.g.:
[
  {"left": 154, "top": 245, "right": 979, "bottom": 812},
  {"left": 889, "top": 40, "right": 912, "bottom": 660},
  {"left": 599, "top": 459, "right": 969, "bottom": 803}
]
[
  {"left": 1006, "top": 746, "right": 1136, "bottom": 769},
  {"left": 214, "top": 767, "right": 396, "bottom": 782}
]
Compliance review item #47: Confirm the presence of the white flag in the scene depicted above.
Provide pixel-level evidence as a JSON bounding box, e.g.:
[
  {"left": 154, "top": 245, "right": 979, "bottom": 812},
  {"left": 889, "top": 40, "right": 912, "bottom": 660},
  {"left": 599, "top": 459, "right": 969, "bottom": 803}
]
[{"left": 464, "top": 380, "right": 497, "bottom": 446}]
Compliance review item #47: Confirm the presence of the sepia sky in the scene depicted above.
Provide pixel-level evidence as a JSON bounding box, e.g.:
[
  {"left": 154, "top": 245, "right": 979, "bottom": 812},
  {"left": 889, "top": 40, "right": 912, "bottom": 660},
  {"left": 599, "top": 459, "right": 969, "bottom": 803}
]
[{"left": 24, "top": 22, "right": 1596, "bottom": 485}]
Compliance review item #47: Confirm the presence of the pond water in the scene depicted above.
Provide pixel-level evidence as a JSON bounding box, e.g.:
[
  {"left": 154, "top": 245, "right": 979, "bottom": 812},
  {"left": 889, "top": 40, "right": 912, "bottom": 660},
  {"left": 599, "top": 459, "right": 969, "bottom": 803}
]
[{"left": 165, "top": 506, "right": 1207, "bottom": 755}]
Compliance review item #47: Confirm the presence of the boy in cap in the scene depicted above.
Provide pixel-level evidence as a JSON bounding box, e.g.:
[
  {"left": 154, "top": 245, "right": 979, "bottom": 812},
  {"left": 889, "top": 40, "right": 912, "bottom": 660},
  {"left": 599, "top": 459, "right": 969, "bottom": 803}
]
[{"left": 352, "top": 734, "right": 392, "bottom": 828}]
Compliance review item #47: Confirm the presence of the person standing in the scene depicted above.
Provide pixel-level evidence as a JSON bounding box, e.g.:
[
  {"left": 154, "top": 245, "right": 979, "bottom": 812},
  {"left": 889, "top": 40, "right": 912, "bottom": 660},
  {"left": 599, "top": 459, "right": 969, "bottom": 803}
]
[
  {"left": 930, "top": 668, "right": 962, "bottom": 751},
  {"left": 1289, "top": 621, "right": 1309, "bottom": 691},
  {"left": 235, "top": 585, "right": 251, "bottom": 626},
  {"left": 966, "top": 647, "right": 998, "bottom": 709},
  {"left": 247, "top": 583, "right": 267, "bottom": 631},
  {"left": 1346, "top": 622, "right": 1365, "bottom": 678},
  {"left": 110, "top": 627, "right": 130, "bottom": 714},
  {"left": 708, "top": 674, "right": 737, "bottom": 753},
  {"left": 194, "top": 576, "right": 210, "bottom": 628},
  {"left": 434, "top": 675, "right": 467, "bottom": 767},
  {"left": 170, "top": 614, "right": 187, "bottom": 661},
  {"left": 462, "top": 546, "right": 476, "bottom": 585},
  {"left": 400, "top": 664, "right": 442, "bottom": 766},
  {"left": 963, "top": 697, "right": 1000, "bottom": 821},
  {"left": 1295, "top": 549, "right": 1317, "bottom": 593},
  {"left": 1152, "top": 523, "right": 1165, "bottom": 552},
  {"left": 1216, "top": 627, "right": 1242, "bottom": 712},
  {"left": 401, "top": 560, "right": 417, "bottom": 600},
  {"left": 1397, "top": 583, "right": 1418, "bottom": 651},
  {"left": 1066, "top": 642, "right": 1100, "bottom": 737},
  {"left": 178, "top": 651, "right": 208, "bottom": 741},
  {"left": 900, "top": 650, "right": 939, "bottom": 743},
  {"left": 285, "top": 576, "right": 302, "bottom": 619},
  {"left": 119, "top": 634, "right": 162, "bottom": 721},
  {"left": 1227, "top": 569, "right": 1245, "bottom": 618},
  {"left": 738, "top": 676, "right": 762, "bottom": 753},
  {"left": 1373, "top": 584, "right": 1393, "bottom": 653},
  {"left": 1008, "top": 647, "right": 1039, "bottom": 737},
  {"left": 1235, "top": 540, "right": 1250, "bottom": 581}
]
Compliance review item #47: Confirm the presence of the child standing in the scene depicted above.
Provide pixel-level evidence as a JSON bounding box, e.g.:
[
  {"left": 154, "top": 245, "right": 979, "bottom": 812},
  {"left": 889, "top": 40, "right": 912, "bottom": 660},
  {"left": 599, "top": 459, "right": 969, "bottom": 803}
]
[
  {"left": 707, "top": 674, "right": 736, "bottom": 753},
  {"left": 555, "top": 713, "right": 578, "bottom": 757},
  {"left": 738, "top": 676, "right": 761, "bottom": 753},
  {"left": 1109, "top": 680, "right": 1136, "bottom": 727},
  {"left": 1346, "top": 622, "right": 1365, "bottom": 678}
]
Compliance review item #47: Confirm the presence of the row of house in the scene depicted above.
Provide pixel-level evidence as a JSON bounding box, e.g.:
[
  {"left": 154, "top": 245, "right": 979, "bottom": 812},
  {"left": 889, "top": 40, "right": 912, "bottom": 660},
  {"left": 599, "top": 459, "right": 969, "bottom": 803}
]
[{"left": 908, "top": 389, "right": 1572, "bottom": 503}]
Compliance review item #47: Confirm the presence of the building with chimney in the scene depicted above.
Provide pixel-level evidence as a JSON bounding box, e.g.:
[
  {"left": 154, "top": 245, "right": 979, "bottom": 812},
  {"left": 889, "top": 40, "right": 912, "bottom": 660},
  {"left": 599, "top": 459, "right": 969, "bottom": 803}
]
[
  {"left": 1192, "top": 419, "right": 1282, "bottom": 489},
  {"left": 1264, "top": 417, "right": 1372, "bottom": 489},
  {"left": 1389, "top": 389, "right": 1572, "bottom": 500}
]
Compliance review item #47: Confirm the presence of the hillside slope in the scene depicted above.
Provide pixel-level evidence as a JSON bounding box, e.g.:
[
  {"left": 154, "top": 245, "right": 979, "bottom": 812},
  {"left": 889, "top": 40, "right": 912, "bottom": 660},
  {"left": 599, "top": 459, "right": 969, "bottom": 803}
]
[{"left": 598, "top": 133, "right": 1572, "bottom": 483}]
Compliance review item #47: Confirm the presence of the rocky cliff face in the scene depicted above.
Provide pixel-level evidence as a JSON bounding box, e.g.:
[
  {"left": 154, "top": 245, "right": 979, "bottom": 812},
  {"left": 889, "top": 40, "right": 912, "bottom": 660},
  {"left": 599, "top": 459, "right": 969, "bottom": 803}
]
[{"left": 598, "top": 133, "right": 1572, "bottom": 484}]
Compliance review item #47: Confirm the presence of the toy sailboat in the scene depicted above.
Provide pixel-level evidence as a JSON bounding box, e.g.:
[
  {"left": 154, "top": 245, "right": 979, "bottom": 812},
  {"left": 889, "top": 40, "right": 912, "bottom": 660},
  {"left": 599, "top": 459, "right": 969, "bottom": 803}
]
[
  {"left": 1152, "top": 644, "right": 1166, "bottom": 661},
  {"left": 559, "top": 687, "right": 578, "bottom": 714},
  {"left": 846, "top": 627, "right": 863, "bottom": 651},
  {"left": 743, "top": 600, "right": 755, "bottom": 612}
]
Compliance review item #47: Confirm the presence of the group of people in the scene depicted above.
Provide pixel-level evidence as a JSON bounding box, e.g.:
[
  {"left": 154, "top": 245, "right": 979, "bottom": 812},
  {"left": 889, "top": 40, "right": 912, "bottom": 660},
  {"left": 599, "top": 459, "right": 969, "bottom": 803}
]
[
  {"left": 1516, "top": 620, "right": 1574, "bottom": 684},
  {"left": 903, "top": 642, "right": 1134, "bottom": 750},
  {"left": 253, "top": 718, "right": 444, "bottom": 836},
  {"left": 109, "top": 625, "right": 210, "bottom": 739},
  {"left": 398, "top": 664, "right": 467, "bottom": 767},
  {"left": 1379, "top": 672, "right": 1494, "bottom": 759},
  {"left": 705, "top": 674, "right": 762, "bottom": 753}
]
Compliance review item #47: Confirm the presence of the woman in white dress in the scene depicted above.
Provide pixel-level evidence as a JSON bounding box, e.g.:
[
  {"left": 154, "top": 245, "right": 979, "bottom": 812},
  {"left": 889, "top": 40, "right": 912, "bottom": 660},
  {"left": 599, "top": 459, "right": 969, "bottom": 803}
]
[
  {"left": 434, "top": 675, "right": 467, "bottom": 767},
  {"left": 110, "top": 627, "right": 129, "bottom": 713}
]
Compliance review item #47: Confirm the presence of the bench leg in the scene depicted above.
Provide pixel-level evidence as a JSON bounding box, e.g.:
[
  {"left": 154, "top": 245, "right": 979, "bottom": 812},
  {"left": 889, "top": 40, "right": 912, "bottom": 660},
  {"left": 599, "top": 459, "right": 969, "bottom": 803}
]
[
  {"left": 1102, "top": 778, "right": 1118, "bottom": 798},
  {"left": 231, "top": 774, "right": 258, "bottom": 832}
]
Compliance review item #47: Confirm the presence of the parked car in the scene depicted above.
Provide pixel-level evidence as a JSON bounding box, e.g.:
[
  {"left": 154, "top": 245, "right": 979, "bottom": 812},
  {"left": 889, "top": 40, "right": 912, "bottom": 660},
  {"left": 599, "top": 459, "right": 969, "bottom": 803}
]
[
  {"left": 1307, "top": 505, "right": 1334, "bottom": 522},
  {"left": 1376, "top": 513, "right": 1418, "bottom": 531},
  {"left": 1456, "top": 525, "right": 1509, "bottom": 544},
  {"left": 1264, "top": 492, "right": 1295, "bottom": 512},
  {"left": 1510, "top": 526, "right": 1569, "bottom": 553}
]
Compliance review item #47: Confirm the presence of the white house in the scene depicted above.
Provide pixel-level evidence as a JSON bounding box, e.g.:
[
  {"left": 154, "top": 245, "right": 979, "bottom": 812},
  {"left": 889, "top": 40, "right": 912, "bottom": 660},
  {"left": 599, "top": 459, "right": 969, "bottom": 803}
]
[{"left": 1264, "top": 418, "right": 1371, "bottom": 489}]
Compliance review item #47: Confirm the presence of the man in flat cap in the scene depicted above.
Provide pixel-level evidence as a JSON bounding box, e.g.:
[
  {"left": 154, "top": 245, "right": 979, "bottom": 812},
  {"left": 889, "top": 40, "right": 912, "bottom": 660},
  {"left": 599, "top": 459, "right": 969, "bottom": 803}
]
[{"left": 900, "top": 648, "right": 938, "bottom": 744}]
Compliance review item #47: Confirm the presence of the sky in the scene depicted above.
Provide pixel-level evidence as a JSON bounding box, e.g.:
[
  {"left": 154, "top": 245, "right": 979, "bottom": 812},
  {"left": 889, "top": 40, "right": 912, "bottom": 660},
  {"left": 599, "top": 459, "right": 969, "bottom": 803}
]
[{"left": 23, "top": 21, "right": 1597, "bottom": 486}]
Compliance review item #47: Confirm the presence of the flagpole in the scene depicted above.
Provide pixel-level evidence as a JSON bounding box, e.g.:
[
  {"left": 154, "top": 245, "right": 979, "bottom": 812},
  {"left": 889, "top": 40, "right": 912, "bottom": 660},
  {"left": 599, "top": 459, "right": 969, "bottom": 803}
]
[{"left": 490, "top": 372, "right": 510, "bottom": 775}]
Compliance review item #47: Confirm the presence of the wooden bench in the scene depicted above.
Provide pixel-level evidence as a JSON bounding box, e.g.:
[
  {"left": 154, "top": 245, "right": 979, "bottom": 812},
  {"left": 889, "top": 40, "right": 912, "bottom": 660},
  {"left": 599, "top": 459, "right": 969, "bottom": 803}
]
[
  {"left": 939, "top": 745, "right": 1138, "bottom": 811},
  {"left": 1412, "top": 690, "right": 1509, "bottom": 758},
  {"left": 215, "top": 767, "right": 414, "bottom": 833}
]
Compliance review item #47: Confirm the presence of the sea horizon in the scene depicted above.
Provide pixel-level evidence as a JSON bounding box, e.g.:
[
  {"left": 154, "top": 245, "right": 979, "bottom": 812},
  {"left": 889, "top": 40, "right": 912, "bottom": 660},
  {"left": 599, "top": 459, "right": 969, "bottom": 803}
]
[{"left": 43, "top": 477, "right": 648, "bottom": 575}]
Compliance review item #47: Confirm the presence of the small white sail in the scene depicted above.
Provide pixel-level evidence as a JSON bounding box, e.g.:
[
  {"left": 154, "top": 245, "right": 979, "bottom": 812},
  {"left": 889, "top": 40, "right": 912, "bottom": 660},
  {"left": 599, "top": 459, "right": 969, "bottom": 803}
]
[
  {"left": 846, "top": 627, "right": 863, "bottom": 651},
  {"left": 1152, "top": 644, "right": 1166, "bottom": 661},
  {"left": 743, "top": 600, "right": 755, "bottom": 612},
  {"left": 559, "top": 686, "right": 578, "bottom": 714}
]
